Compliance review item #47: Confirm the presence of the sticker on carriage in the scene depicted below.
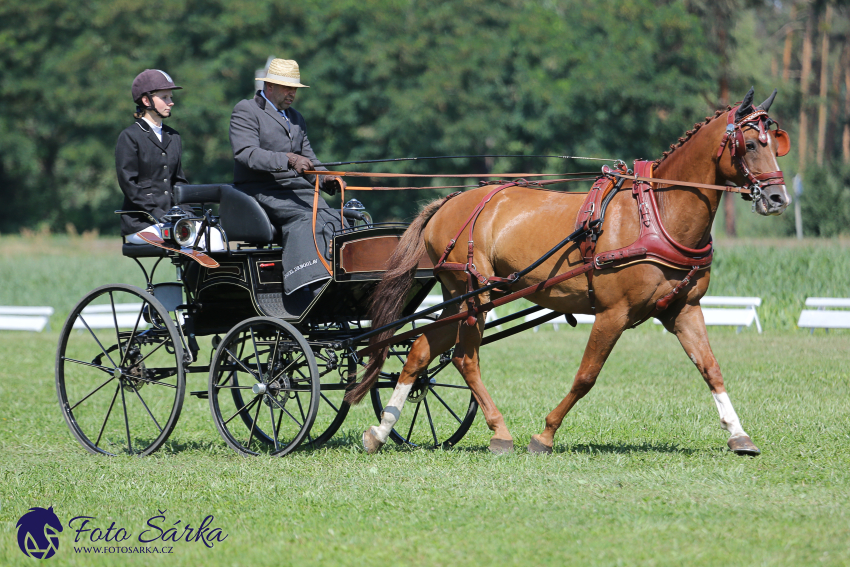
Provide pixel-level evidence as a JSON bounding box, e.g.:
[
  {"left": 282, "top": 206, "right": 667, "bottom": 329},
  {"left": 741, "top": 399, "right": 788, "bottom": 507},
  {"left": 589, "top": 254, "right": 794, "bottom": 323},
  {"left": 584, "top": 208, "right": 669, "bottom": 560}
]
[{"left": 13, "top": 506, "right": 229, "bottom": 558}]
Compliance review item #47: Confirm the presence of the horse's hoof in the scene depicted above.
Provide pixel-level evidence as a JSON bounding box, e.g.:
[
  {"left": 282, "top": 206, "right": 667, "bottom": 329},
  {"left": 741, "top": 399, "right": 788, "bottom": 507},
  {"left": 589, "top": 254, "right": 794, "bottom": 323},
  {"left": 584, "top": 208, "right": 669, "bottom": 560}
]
[
  {"left": 489, "top": 438, "right": 514, "bottom": 454},
  {"left": 362, "top": 428, "right": 384, "bottom": 455},
  {"left": 527, "top": 435, "right": 553, "bottom": 455},
  {"left": 727, "top": 435, "right": 760, "bottom": 456}
]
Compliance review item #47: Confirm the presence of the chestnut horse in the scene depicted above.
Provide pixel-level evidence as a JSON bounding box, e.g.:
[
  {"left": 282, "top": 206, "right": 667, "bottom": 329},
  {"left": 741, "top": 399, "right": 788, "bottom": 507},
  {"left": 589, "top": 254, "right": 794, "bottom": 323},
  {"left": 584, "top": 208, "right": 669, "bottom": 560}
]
[{"left": 347, "top": 89, "right": 790, "bottom": 456}]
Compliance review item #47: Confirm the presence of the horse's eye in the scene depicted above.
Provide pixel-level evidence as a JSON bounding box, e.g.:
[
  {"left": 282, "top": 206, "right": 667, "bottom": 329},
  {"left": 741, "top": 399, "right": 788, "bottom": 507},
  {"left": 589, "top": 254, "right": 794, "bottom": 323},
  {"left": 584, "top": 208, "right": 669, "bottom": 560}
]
[{"left": 746, "top": 140, "right": 756, "bottom": 151}]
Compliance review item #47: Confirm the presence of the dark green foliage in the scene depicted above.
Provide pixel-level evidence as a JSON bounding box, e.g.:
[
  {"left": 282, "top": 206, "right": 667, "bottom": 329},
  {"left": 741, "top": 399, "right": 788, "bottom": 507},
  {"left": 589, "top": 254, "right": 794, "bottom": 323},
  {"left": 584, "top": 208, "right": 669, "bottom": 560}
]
[
  {"left": 0, "top": 0, "right": 717, "bottom": 232},
  {"left": 800, "top": 164, "right": 850, "bottom": 237}
]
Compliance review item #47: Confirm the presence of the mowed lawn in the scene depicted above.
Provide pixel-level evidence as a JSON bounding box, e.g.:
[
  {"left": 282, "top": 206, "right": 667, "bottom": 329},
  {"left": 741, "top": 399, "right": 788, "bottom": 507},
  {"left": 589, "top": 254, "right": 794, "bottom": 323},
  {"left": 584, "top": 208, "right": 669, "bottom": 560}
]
[{"left": 1, "top": 235, "right": 849, "bottom": 566}]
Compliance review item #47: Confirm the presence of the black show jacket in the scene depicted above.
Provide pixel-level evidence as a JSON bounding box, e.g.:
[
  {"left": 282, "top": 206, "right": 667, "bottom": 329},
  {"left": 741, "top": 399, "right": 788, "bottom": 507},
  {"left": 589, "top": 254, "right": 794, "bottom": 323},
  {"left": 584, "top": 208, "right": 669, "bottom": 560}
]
[{"left": 115, "top": 118, "right": 188, "bottom": 235}]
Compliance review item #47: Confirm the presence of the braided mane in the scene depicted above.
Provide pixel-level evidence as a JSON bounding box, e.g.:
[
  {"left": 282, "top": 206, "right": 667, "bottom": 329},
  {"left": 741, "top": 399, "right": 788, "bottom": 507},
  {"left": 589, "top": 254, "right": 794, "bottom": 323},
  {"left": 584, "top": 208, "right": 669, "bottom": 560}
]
[{"left": 652, "top": 106, "right": 732, "bottom": 167}]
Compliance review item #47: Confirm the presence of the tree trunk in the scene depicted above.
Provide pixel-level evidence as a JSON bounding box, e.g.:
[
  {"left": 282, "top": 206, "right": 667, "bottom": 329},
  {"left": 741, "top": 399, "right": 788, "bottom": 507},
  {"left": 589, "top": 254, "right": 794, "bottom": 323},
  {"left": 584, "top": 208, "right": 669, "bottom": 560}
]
[
  {"left": 816, "top": 4, "right": 832, "bottom": 166},
  {"left": 799, "top": 10, "right": 814, "bottom": 173},
  {"left": 717, "top": 7, "right": 734, "bottom": 236},
  {"left": 841, "top": 62, "right": 850, "bottom": 163},
  {"left": 782, "top": 3, "right": 797, "bottom": 82},
  {"left": 826, "top": 40, "right": 847, "bottom": 161}
]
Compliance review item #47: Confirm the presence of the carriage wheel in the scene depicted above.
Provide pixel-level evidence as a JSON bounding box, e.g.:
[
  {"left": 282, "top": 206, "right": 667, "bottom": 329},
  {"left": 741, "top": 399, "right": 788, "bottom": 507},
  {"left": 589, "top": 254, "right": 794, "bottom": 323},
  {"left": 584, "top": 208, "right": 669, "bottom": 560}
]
[
  {"left": 370, "top": 348, "right": 478, "bottom": 449},
  {"left": 302, "top": 345, "right": 353, "bottom": 449},
  {"left": 209, "top": 317, "right": 319, "bottom": 456},
  {"left": 55, "top": 284, "right": 185, "bottom": 456}
]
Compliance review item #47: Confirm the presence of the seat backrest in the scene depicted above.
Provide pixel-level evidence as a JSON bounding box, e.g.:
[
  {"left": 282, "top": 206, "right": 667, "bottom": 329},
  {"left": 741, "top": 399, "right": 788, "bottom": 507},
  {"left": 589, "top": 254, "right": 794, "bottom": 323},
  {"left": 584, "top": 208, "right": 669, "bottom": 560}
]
[
  {"left": 173, "top": 184, "right": 276, "bottom": 244},
  {"left": 219, "top": 185, "right": 276, "bottom": 243},
  {"left": 173, "top": 183, "right": 222, "bottom": 204}
]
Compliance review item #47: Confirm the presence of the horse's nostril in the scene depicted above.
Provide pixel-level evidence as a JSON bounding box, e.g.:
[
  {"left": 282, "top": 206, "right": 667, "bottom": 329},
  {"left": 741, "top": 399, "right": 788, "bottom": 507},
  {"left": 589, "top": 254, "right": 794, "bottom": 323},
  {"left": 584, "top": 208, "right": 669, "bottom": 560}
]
[{"left": 769, "top": 193, "right": 784, "bottom": 204}]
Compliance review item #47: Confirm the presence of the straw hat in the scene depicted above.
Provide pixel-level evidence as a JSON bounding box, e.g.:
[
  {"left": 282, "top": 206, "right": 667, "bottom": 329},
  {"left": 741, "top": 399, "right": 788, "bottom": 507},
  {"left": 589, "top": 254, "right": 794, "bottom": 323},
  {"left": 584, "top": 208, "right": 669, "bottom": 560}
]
[{"left": 256, "top": 58, "right": 309, "bottom": 88}]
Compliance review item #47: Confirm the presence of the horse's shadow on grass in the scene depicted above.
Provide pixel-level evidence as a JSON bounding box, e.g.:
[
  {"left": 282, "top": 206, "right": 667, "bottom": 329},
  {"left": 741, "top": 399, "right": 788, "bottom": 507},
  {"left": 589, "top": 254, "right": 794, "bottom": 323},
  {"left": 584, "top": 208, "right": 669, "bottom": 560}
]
[{"left": 302, "top": 430, "right": 699, "bottom": 456}]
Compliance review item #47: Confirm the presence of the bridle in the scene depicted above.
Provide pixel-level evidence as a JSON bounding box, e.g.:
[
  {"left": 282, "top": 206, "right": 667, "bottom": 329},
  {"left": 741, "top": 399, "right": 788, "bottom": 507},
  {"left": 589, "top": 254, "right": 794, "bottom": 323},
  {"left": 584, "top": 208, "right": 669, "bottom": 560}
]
[{"left": 716, "top": 105, "right": 789, "bottom": 203}]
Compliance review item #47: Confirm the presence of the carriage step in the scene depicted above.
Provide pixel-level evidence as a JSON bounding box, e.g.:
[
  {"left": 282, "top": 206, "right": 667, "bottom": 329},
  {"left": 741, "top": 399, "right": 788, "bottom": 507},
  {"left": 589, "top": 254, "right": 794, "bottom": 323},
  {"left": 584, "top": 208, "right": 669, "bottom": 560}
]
[{"left": 190, "top": 390, "right": 209, "bottom": 399}]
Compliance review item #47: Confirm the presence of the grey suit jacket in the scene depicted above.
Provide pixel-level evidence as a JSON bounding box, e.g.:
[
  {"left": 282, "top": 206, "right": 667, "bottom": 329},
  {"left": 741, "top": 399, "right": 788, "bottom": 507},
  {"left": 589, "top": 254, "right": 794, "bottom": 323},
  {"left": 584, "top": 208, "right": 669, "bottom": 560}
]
[{"left": 229, "top": 92, "right": 328, "bottom": 194}]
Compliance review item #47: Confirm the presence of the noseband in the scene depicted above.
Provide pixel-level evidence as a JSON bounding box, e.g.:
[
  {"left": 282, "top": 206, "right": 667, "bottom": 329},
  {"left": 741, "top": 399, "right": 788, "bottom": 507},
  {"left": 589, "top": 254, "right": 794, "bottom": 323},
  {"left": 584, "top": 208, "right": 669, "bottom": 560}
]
[{"left": 716, "top": 106, "right": 788, "bottom": 203}]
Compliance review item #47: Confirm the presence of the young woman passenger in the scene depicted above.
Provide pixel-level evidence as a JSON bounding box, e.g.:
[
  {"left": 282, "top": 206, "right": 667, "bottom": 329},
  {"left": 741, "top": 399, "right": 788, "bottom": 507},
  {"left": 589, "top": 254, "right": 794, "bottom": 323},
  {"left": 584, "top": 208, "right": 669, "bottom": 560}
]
[{"left": 115, "top": 69, "right": 223, "bottom": 250}]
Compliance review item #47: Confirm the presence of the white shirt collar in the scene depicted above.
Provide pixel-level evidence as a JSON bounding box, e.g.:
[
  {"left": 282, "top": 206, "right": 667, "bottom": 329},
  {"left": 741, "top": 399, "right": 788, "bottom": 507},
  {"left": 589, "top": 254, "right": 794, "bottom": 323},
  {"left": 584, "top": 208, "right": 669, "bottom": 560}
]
[{"left": 261, "top": 90, "right": 289, "bottom": 120}]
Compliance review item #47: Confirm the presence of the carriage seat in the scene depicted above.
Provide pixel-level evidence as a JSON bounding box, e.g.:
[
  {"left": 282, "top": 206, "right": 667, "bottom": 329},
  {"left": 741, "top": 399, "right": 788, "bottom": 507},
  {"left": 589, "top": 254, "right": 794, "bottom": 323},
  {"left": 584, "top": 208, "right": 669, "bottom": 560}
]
[{"left": 173, "top": 183, "right": 278, "bottom": 244}]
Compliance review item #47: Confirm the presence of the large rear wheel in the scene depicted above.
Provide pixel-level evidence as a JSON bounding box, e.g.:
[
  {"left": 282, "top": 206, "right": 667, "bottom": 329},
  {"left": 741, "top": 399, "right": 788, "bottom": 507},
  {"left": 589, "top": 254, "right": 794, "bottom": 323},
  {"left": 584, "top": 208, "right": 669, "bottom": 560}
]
[
  {"left": 209, "top": 317, "right": 319, "bottom": 456},
  {"left": 370, "top": 348, "right": 477, "bottom": 449},
  {"left": 55, "top": 284, "right": 185, "bottom": 456}
]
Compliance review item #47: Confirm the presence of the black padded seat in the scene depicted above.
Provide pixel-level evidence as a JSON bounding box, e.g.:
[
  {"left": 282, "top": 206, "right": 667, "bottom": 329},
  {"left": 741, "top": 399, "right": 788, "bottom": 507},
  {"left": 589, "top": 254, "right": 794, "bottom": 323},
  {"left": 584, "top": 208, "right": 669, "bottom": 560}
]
[
  {"left": 122, "top": 242, "right": 168, "bottom": 258},
  {"left": 174, "top": 184, "right": 278, "bottom": 244}
]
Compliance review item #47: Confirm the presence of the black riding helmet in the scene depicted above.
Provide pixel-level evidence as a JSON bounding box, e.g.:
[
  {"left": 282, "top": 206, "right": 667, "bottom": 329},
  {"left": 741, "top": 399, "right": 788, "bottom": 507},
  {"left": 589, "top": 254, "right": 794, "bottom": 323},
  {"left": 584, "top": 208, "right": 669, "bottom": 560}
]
[{"left": 132, "top": 69, "right": 182, "bottom": 117}]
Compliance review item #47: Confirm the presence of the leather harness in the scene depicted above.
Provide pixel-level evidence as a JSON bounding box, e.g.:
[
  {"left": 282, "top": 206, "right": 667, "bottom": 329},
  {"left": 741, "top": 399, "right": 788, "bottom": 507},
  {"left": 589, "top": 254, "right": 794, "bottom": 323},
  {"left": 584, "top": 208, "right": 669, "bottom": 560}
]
[{"left": 431, "top": 104, "right": 787, "bottom": 327}]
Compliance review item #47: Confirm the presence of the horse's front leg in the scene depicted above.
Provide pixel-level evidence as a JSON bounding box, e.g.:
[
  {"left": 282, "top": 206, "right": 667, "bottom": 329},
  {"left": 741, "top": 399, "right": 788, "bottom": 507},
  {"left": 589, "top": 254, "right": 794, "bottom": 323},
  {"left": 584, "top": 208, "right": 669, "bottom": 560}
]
[
  {"left": 658, "top": 303, "right": 760, "bottom": 455},
  {"left": 363, "top": 322, "right": 458, "bottom": 454},
  {"left": 529, "top": 310, "right": 628, "bottom": 454}
]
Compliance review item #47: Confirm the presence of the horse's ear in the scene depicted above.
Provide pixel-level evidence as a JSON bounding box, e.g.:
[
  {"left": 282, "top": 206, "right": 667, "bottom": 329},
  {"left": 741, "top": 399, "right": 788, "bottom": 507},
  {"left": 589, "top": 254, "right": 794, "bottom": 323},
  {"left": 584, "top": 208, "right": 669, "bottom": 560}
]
[
  {"left": 757, "top": 88, "right": 777, "bottom": 112},
  {"left": 735, "top": 87, "right": 755, "bottom": 121}
]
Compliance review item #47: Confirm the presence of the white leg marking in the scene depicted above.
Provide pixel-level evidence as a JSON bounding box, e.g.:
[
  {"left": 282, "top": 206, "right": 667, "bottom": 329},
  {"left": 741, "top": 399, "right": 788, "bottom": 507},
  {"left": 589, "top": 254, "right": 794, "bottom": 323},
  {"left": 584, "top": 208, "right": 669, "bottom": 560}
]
[
  {"left": 371, "top": 382, "right": 413, "bottom": 444},
  {"left": 712, "top": 391, "right": 747, "bottom": 438}
]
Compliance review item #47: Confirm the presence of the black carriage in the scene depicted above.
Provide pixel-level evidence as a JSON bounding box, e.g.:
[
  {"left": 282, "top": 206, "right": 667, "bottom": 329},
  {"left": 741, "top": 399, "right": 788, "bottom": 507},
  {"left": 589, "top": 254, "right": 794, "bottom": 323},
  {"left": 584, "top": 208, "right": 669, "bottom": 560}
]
[{"left": 55, "top": 183, "right": 478, "bottom": 457}]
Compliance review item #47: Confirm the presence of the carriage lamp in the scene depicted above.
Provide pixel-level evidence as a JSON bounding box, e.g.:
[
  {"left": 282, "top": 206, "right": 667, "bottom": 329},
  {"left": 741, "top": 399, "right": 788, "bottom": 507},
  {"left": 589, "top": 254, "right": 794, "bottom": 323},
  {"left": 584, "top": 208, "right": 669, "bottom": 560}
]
[
  {"left": 160, "top": 207, "right": 200, "bottom": 247},
  {"left": 343, "top": 199, "right": 373, "bottom": 227},
  {"left": 173, "top": 219, "right": 198, "bottom": 247}
]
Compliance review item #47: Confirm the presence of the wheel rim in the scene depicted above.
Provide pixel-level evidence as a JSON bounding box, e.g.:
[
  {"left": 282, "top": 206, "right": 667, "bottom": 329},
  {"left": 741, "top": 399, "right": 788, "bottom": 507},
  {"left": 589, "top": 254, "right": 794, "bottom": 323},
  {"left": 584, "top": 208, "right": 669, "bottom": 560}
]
[
  {"left": 371, "top": 348, "right": 477, "bottom": 448},
  {"left": 303, "top": 344, "right": 355, "bottom": 449},
  {"left": 209, "top": 318, "right": 319, "bottom": 456},
  {"left": 55, "top": 284, "right": 185, "bottom": 456}
]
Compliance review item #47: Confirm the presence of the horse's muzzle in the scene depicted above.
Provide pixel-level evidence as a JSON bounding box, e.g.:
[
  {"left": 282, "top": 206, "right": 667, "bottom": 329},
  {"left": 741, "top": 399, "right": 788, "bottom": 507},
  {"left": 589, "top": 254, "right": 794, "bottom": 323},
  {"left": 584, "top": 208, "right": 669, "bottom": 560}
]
[{"left": 754, "top": 184, "right": 790, "bottom": 216}]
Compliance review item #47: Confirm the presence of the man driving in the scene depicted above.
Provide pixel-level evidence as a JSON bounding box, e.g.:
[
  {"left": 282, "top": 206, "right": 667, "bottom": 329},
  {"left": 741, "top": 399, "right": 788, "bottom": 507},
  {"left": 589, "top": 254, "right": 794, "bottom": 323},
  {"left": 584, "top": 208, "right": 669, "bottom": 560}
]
[{"left": 229, "top": 58, "right": 344, "bottom": 297}]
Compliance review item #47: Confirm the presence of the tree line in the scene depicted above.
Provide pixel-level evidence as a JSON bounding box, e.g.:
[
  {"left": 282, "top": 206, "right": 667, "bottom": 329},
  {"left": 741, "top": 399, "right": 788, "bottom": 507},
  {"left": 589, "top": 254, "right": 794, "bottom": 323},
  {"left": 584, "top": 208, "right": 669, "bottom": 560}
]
[{"left": 0, "top": 0, "right": 848, "bottom": 236}]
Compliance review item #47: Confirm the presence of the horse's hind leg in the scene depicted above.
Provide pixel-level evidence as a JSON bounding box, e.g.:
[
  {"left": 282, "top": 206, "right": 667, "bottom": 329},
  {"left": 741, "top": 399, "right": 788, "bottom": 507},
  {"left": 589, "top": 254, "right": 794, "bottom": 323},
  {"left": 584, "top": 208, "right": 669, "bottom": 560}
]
[
  {"left": 363, "top": 321, "right": 458, "bottom": 454},
  {"left": 528, "top": 312, "right": 628, "bottom": 454},
  {"left": 452, "top": 316, "right": 514, "bottom": 454},
  {"left": 658, "top": 303, "right": 760, "bottom": 455}
]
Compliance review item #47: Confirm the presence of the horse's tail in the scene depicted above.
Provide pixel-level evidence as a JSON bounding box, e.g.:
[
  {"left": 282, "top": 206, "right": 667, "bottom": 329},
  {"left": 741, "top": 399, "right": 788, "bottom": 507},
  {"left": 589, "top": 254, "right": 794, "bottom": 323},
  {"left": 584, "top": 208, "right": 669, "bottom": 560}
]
[{"left": 344, "top": 195, "right": 452, "bottom": 405}]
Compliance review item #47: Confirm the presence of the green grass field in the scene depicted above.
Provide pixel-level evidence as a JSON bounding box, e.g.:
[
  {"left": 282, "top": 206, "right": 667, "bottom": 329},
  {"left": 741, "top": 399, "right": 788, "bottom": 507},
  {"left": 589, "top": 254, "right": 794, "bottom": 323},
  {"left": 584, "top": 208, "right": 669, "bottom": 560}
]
[{"left": 1, "top": 236, "right": 849, "bottom": 566}]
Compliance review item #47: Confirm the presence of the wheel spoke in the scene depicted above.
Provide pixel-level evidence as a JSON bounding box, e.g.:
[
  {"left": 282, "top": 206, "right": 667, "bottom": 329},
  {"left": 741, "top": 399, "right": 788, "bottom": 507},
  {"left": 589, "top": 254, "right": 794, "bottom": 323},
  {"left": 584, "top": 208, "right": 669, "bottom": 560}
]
[
  {"left": 77, "top": 315, "right": 120, "bottom": 369},
  {"left": 428, "top": 387, "right": 463, "bottom": 424},
  {"left": 271, "top": 353, "right": 306, "bottom": 383},
  {"left": 127, "top": 382, "right": 164, "bottom": 434},
  {"left": 249, "top": 327, "right": 263, "bottom": 382},
  {"left": 62, "top": 357, "right": 114, "bottom": 375},
  {"left": 119, "top": 381, "right": 133, "bottom": 454},
  {"left": 94, "top": 385, "right": 120, "bottom": 447},
  {"left": 266, "top": 395, "right": 303, "bottom": 428},
  {"left": 224, "top": 395, "right": 260, "bottom": 426},
  {"left": 246, "top": 395, "right": 263, "bottom": 449},
  {"left": 117, "top": 300, "right": 146, "bottom": 368},
  {"left": 406, "top": 401, "right": 422, "bottom": 442},
  {"left": 294, "top": 393, "right": 312, "bottom": 444},
  {"left": 131, "top": 336, "right": 170, "bottom": 368},
  {"left": 134, "top": 377, "right": 178, "bottom": 389},
  {"left": 320, "top": 393, "right": 340, "bottom": 413},
  {"left": 220, "top": 346, "right": 260, "bottom": 382},
  {"left": 69, "top": 376, "right": 116, "bottom": 411},
  {"left": 429, "top": 382, "right": 470, "bottom": 390},
  {"left": 423, "top": 398, "right": 439, "bottom": 447}
]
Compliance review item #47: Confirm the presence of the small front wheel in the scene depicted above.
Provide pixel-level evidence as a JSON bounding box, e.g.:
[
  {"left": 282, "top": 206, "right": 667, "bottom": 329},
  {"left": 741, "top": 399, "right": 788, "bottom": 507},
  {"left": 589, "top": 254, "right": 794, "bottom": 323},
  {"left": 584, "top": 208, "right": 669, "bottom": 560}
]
[{"left": 209, "top": 317, "right": 319, "bottom": 456}]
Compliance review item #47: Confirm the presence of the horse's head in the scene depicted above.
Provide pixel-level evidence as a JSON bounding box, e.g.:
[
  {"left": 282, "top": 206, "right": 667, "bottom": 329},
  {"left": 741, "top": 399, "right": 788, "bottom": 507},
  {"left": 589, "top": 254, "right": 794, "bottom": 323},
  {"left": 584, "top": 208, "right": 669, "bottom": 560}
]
[{"left": 717, "top": 88, "right": 791, "bottom": 216}]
